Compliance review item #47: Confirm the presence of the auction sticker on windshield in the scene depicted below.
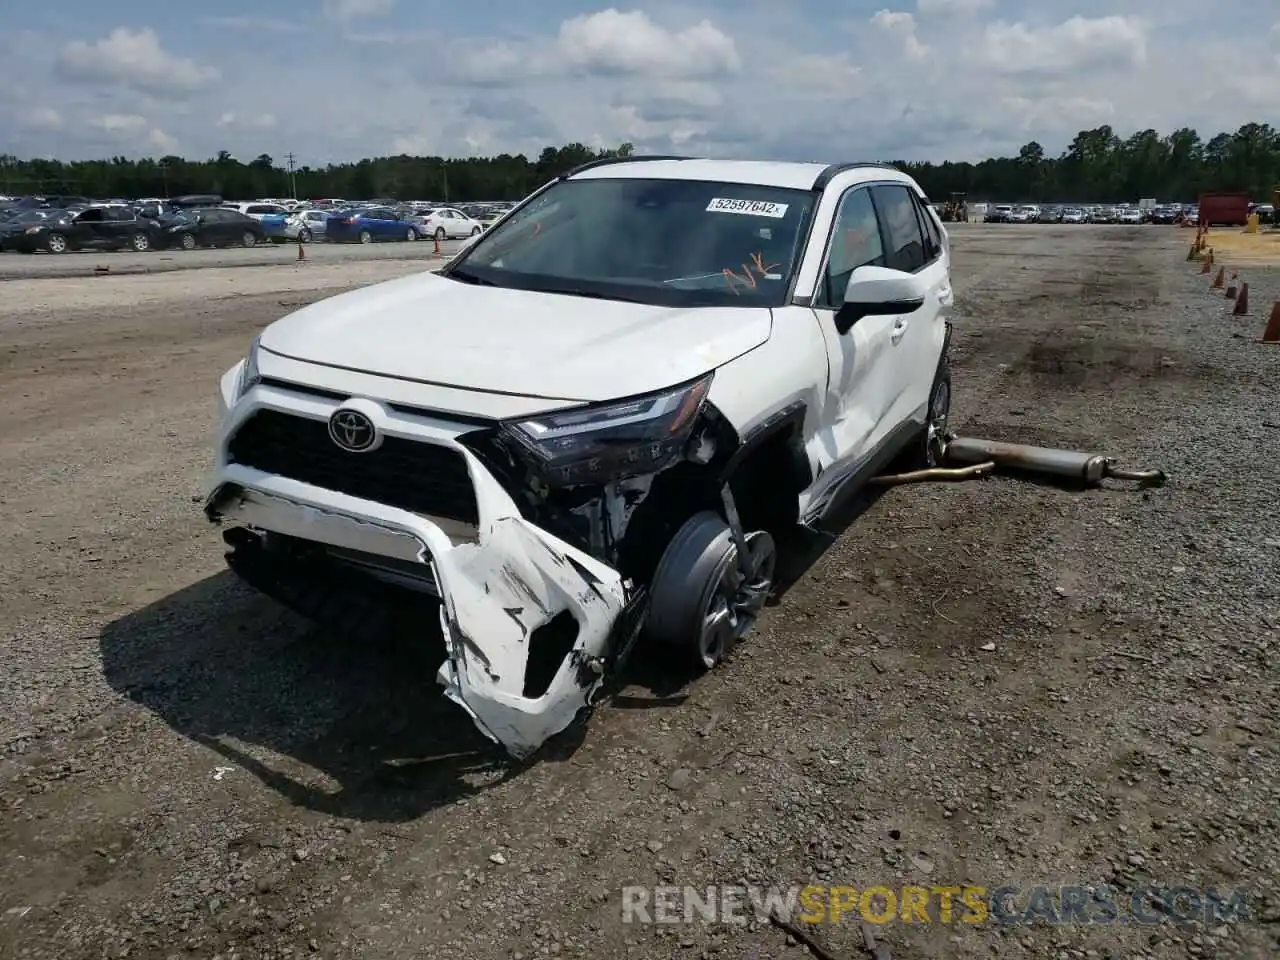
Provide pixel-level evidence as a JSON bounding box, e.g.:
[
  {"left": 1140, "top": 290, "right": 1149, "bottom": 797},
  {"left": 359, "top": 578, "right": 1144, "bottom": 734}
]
[{"left": 706, "top": 198, "right": 789, "bottom": 218}]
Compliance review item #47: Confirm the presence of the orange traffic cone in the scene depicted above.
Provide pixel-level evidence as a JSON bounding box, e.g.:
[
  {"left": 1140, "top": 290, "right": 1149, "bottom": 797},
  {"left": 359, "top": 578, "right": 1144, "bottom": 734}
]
[
  {"left": 297, "top": 241, "right": 306, "bottom": 262},
  {"left": 1211, "top": 266, "right": 1225, "bottom": 289},
  {"left": 1199, "top": 256, "right": 1211, "bottom": 274},
  {"left": 433, "top": 235, "right": 441, "bottom": 256},
  {"left": 1207, "top": 248, "right": 1214, "bottom": 267},
  {"left": 1261, "top": 302, "right": 1280, "bottom": 343},
  {"left": 1225, "top": 273, "right": 1238, "bottom": 299},
  {"left": 1232, "top": 282, "right": 1249, "bottom": 316}
]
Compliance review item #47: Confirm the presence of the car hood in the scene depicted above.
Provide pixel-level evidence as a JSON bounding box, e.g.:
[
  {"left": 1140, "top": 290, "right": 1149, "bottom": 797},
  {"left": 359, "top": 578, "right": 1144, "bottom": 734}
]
[{"left": 258, "top": 270, "right": 773, "bottom": 402}]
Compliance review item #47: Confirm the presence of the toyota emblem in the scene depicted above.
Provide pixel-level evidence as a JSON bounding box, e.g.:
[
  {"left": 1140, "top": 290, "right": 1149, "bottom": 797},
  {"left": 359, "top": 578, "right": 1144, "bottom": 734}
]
[{"left": 328, "top": 409, "right": 377, "bottom": 452}]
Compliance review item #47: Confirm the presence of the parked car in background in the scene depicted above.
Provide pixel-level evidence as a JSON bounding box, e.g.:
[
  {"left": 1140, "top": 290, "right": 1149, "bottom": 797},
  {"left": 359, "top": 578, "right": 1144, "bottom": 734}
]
[
  {"left": 415, "top": 207, "right": 485, "bottom": 241},
  {"left": 1148, "top": 206, "right": 1178, "bottom": 224},
  {"left": 0, "top": 209, "right": 62, "bottom": 250},
  {"left": 325, "top": 207, "right": 422, "bottom": 243},
  {"left": 1090, "top": 207, "right": 1116, "bottom": 224},
  {"left": 7, "top": 205, "right": 161, "bottom": 253},
  {"left": 1060, "top": 207, "right": 1086, "bottom": 223},
  {"left": 1037, "top": 206, "right": 1061, "bottom": 223},
  {"left": 290, "top": 209, "right": 331, "bottom": 242},
  {"left": 224, "top": 202, "right": 293, "bottom": 242},
  {"left": 1117, "top": 208, "right": 1143, "bottom": 224},
  {"left": 984, "top": 204, "right": 1014, "bottom": 223},
  {"left": 157, "top": 207, "right": 266, "bottom": 249}
]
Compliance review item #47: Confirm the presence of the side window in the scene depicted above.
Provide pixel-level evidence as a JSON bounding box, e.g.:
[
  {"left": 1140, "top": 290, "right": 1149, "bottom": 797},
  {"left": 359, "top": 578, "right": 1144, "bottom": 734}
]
[
  {"left": 818, "top": 188, "right": 885, "bottom": 308},
  {"left": 914, "top": 194, "right": 942, "bottom": 263},
  {"left": 871, "top": 185, "right": 926, "bottom": 273},
  {"left": 76, "top": 209, "right": 104, "bottom": 223}
]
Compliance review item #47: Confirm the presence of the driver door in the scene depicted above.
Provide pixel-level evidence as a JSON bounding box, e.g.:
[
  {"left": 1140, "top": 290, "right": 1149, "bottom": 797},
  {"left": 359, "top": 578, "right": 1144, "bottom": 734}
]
[{"left": 805, "top": 185, "right": 900, "bottom": 498}]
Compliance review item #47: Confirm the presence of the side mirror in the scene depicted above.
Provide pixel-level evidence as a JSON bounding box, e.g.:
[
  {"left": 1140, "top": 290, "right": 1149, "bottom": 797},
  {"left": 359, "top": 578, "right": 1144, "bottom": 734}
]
[{"left": 835, "top": 265, "right": 927, "bottom": 334}]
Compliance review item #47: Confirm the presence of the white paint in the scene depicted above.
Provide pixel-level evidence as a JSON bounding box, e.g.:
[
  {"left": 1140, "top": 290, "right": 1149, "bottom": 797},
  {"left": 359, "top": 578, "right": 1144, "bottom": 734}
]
[{"left": 208, "top": 158, "right": 953, "bottom": 759}]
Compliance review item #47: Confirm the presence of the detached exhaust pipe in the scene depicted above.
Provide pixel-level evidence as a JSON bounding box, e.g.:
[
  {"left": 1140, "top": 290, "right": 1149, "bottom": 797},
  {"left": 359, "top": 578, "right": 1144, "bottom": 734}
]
[{"left": 943, "top": 436, "right": 1166, "bottom": 487}]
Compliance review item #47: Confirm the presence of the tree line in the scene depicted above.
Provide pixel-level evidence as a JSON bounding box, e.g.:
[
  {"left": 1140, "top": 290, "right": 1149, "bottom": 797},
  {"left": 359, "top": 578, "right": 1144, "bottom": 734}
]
[{"left": 2, "top": 123, "right": 1277, "bottom": 204}]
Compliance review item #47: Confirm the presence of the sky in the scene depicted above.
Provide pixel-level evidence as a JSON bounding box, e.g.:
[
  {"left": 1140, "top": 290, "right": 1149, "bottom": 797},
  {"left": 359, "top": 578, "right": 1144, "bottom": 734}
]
[{"left": 2, "top": 1, "right": 1277, "bottom": 166}]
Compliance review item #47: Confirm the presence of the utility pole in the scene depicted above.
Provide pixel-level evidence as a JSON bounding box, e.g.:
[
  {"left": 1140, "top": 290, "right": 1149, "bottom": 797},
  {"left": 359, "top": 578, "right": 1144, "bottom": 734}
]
[
  {"left": 285, "top": 152, "right": 298, "bottom": 200},
  {"left": 442, "top": 160, "right": 449, "bottom": 202}
]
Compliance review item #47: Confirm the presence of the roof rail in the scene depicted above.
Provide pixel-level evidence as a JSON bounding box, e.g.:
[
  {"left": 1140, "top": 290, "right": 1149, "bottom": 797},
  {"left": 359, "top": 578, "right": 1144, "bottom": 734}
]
[
  {"left": 560, "top": 155, "right": 693, "bottom": 180},
  {"left": 811, "top": 161, "right": 902, "bottom": 191}
]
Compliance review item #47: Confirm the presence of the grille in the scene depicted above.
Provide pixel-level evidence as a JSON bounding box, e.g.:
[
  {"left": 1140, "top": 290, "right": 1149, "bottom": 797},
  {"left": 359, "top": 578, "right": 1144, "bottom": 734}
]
[{"left": 227, "top": 410, "right": 479, "bottom": 525}]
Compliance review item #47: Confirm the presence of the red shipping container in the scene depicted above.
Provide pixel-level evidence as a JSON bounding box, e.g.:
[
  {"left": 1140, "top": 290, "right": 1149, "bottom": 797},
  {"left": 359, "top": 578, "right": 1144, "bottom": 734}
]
[{"left": 1198, "top": 192, "right": 1251, "bottom": 227}]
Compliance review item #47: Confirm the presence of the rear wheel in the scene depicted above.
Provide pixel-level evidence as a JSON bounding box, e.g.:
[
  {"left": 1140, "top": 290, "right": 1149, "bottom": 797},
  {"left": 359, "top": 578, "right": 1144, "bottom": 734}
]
[
  {"left": 359, "top": 230, "right": 373, "bottom": 244},
  {"left": 180, "top": 233, "right": 197, "bottom": 250},
  {"left": 46, "top": 233, "right": 69, "bottom": 254},
  {"left": 471, "top": 226, "right": 482, "bottom": 236},
  {"left": 406, "top": 228, "right": 418, "bottom": 241},
  {"left": 241, "top": 232, "right": 257, "bottom": 248},
  {"left": 130, "top": 232, "right": 150, "bottom": 252},
  {"left": 434, "top": 226, "right": 446, "bottom": 242}
]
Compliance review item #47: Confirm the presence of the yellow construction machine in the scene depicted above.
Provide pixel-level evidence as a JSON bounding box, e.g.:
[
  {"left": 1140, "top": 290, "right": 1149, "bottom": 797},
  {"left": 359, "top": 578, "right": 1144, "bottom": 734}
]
[{"left": 941, "top": 192, "right": 968, "bottom": 222}]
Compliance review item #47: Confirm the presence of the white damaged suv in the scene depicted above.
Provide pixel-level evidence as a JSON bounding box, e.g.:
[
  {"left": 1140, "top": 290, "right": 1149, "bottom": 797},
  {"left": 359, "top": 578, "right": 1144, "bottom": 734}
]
[{"left": 206, "top": 157, "right": 955, "bottom": 759}]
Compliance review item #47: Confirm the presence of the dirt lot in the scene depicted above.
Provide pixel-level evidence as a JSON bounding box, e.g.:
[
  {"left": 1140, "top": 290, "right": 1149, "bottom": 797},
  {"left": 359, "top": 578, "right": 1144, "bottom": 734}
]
[
  {"left": 0, "top": 237, "right": 463, "bottom": 281},
  {"left": 1, "top": 225, "right": 1277, "bottom": 960}
]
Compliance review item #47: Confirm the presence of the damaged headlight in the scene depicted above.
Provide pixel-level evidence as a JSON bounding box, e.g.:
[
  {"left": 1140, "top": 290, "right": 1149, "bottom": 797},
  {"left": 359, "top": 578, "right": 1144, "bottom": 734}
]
[
  {"left": 235, "top": 337, "right": 263, "bottom": 400},
  {"left": 499, "top": 374, "right": 713, "bottom": 486}
]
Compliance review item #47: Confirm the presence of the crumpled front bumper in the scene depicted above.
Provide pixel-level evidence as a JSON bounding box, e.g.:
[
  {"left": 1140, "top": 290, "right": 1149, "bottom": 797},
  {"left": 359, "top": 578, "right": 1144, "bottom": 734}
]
[{"left": 207, "top": 376, "right": 636, "bottom": 759}]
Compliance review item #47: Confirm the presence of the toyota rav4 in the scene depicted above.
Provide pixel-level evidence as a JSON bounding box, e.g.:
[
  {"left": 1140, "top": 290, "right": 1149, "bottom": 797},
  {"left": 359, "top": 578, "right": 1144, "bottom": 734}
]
[{"left": 205, "top": 157, "right": 955, "bottom": 759}]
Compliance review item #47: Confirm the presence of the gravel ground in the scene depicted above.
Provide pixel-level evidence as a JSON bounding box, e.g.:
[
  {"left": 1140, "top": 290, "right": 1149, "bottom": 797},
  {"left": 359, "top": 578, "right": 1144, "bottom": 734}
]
[
  {"left": 0, "top": 237, "right": 464, "bottom": 280},
  {"left": 0, "top": 225, "right": 1276, "bottom": 960}
]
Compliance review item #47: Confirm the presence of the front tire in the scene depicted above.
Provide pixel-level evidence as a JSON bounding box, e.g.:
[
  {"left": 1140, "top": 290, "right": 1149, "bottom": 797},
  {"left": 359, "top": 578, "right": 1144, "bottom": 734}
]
[
  {"left": 644, "top": 512, "right": 776, "bottom": 670},
  {"left": 471, "top": 226, "right": 482, "bottom": 236},
  {"left": 359, "top": 230, "right": 373, "bottom": 244},
  {"left": 298, "top": 228, "right": 313, "bottom": 244},
  {"left": 241, "top": 232, "right": 257, "bottom": 248},
  {"left": 131, "top": 232, "right": 150, "bottom": 252},
  {"left": 45, "top": 233, "right": 69, "bottom": 254},
  {"left": 406, "top": 228, "right": 418, "bottom": 241},
  {"left": 180, "top": 233, "right": 197, "bottom": 250},
  {"left": 434, "top": 226, "right": 446, "bottom": 242}
]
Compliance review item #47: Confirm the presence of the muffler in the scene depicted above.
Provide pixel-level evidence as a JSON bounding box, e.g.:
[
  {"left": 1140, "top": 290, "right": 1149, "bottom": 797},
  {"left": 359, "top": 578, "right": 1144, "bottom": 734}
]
[{"left": 943, "top": 436, "right": 1166, "bottom": 487}]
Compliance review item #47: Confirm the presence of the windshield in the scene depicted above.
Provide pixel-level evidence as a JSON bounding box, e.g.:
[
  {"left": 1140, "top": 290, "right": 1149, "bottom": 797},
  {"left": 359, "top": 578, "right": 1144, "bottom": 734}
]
[{"left": 446, "top": 177, "right": 815, "bottom": 308}]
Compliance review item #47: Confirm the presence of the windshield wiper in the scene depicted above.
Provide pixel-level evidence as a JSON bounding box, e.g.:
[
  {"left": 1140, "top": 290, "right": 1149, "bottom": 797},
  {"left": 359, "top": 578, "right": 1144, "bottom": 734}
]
[
  {"left": 534, "top": 285, "right": 654, "bottom": 304},
  {"left": 447, "top": 267, "right": 497, "bottom": 286}
]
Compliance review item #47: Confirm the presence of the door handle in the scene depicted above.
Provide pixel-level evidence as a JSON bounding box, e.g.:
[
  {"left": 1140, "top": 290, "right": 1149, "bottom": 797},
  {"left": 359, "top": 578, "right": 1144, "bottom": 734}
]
[{"left": 890, "top": 318, "right": 908, "bottom": 343}]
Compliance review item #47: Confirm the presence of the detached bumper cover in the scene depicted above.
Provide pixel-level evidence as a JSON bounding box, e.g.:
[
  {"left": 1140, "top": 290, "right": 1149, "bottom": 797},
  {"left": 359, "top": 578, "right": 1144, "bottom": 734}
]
[{"left": 207, "top": 383, "right": 634, "bottom": 760}]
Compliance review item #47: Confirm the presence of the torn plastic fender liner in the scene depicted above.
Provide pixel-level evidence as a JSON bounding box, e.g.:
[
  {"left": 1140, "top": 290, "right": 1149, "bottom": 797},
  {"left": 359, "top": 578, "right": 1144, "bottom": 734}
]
[{"left": 434, "top": 516, "right": 627, "bottom": 760}]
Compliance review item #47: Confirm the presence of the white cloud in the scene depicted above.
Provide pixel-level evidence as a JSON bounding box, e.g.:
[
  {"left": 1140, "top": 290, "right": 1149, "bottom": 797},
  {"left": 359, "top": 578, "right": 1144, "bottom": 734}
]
[
  {"left": 322, "top": 0, "right": 395, "bottom": 20},
  {"left": 870, "top": 10, "right": 930, "bottom": 60},
  {"left": 871, "top": 10, "right": 916, "bottom": 30},
  {"left": 94, "top": 114, "right": 148, "bottom": 135},
  {"left": 977, "top": 16, "right": 1147, "bottom": 74},
  {"left": 917, "top": 0, "right": 994, "bottom": 14},
  {"left": 557, "top": 9, "right": 740, "bottom": 78},
  {"left": 217, "top": 112, "right": 278, "bottom": 130},
  {"left": 149, "top": 128, "right": 179, "bottom": 153},
  {"left": 56, "top": 28, "right": 219, "bottom": 96},
  {"left": 19, "top": 106, "right": 63, "bottom": 130}
]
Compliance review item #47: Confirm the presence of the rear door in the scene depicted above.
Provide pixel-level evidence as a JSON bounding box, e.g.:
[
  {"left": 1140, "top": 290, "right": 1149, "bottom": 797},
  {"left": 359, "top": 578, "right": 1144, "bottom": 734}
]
[{"left": 868, "top": 183, "right": 950, "bottom": 431}]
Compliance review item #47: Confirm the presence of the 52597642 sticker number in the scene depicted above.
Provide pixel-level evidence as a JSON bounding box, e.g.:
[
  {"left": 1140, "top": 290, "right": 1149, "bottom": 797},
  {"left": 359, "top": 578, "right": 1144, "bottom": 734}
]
[{"left": 705, "top": 198, "right": 789, "bottom": 218}]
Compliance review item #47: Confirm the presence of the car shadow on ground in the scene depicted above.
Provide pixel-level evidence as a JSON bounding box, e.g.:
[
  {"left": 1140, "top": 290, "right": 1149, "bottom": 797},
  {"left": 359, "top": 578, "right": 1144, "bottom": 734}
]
[{"left": 99, "top": 570, "right": 542, "bottom": 823}]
